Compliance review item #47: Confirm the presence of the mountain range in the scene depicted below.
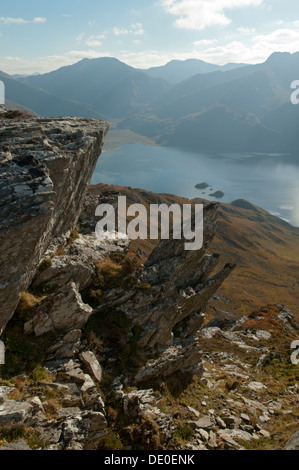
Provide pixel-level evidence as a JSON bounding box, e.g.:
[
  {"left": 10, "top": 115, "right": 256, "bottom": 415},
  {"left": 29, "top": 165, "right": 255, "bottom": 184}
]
[{"left": 1, "top": 52, "right": 299, "bottom": 152}]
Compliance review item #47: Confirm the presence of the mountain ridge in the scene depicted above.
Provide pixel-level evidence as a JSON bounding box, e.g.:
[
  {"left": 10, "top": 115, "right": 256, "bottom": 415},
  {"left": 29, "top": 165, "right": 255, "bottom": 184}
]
[{"left": 5, "top": 51, "right": 299, "bottom": 153}]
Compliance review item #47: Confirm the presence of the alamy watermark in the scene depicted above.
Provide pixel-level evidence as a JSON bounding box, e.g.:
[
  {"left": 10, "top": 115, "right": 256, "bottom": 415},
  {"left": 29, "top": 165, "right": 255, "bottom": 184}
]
[
  {"left": 291, "top": 80, "right": 299, "bottom": 105},
  {"left": 0, "top": 340, "right": 5, "bottom": 365},
  {"left": 95, "top": 196, "right": 204, "bottom": 251},
  {"left": 291, "top": 340, "right": 299, "bottom": 365},
  {"left": 0, "top": 80, "right": 4, "bottom": 105}
]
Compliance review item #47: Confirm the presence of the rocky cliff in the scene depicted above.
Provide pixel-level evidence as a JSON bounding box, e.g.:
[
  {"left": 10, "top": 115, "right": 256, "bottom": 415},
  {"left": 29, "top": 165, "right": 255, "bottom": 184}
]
[
  {"left": 0, "top": 112, "right": 297, "bottom": 451},
  {"left": 0, "top": 109, "right": 109, "bottom": 333}
]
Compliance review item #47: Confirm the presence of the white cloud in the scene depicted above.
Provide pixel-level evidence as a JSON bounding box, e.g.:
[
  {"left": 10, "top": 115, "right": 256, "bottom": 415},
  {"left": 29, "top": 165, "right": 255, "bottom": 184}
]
[
  {"left": 253, "top": 28, "right": 299, "bottom": 51},
  {"left": 193, "top": 39, "right": 217, "bottom": 47},
  {"left": 237, "top": 27, "right": 256, "bottom": 34},
  {"left": 1, "top": 24, "right": 299, "bottom": 75},
  {"left": 159, "top": 0, "right": 263, "bottom": 30},
  {"left": 76, "top": 33, "right": 85, "bottom": 42},
  {"left": 113, "top": 23, "right": 145, "bottom": 36},
  {"left": 0, "top": 50, "right": 108, "bottom": 74},
  {"left": 191, "top": 28, "right": 299, "bottom": 65},
  {"left": 33, "top": 17, "right": 47, "bottom": 23},
  {"left": 113, "top": 26, "right": 129, "bottom": 36},
  {"left": 85, "top": 34, "right": 105, "bottom": 47},
  {"left": 85, "top": 39, "right": 102, "bottom": 47},
  {"left": 0, "top": 16, "right": 47, "bottom": 25}
]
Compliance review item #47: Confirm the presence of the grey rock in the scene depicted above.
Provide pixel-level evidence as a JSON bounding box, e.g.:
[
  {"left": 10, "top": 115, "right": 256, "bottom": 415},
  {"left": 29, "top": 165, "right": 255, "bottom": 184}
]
[
  {"left": 216, "top": 416, "right": 226, "bottom": 429},
  {"left": 240, "top": 413, "right": 251, "bottom": 423},
  {"left": 135, "top": 338, "right": 203, "bottom": 383},
  {"left": 63, "top": 329, "right": 82, "bottom": 345},
  {"left": 223, "top": 415, "right": 241, "bottom": 429},
  {"left": 96, "top": 203, "right": 235, "bottom": 363},
  {"left": 243, "top": 398, "right": 269, "bottom": 414},
  {"left": 32, "top": 256, "right": 95, "bottom": 292},
  {"left": 0, "top": 400, "right": 33, "bottom": 426},
  {"left": 255, "top": 330, "right": 272, "bottom": 341},
  {"left": 24, "top": 281, "right": 93, "bottom": 336},
  {"left": 200, "top": 327, "right": 221, "bottom": 339},
  {"left": 195, "top": 416, "right": 213, "bottom": 430},
  {"left": 0, "top": 386, "right": 15, "bottom": 403},
  {"left": 187, "top": 406, "right": 200, "bottom": 418},
  {"left": 259, "top": 429, "right": 271, "bottom": 438},
  {"left": 225, "top": 429, "right": 254, "bottom": 443},
  {"left": 0, "top": 440, "right": 31, "bottom": 451},
  {"left": 123, "top": 389, "right": 157, "bottom": 419},
  {"left": 64, "top": 367, "right": 97, "bottom": 394},
  {"left": 80, "top": 351, "right": 103, "bottom": 383},
  {"left": 123, "top": 389, "right": 175, "bottom": 444},
  {"left": 62, "top": 410, "right": 107, "bottom": 449},
  {"left": 218, "top": 430, "right": 239, "bottom": 447},
  {"left": 248, "top": 381, "right": 267, "bottom": 392},
  {"left": 197, "top": 428, "right": 209, "bottom": 442},
  {"left": 284, "top": 431, "right": 299, "bottom": 450},
  {"left": 36, "top": 423, "right": 62, "bottom": 445},
  {"left": 81, "top": 375, "right": 97, "bottom": 394},
  {"left": 208, "top": 431, "right": 218, "bottom": 449},
  {"left": 61, "top": 395, "right": 82, "bottom": 408}
]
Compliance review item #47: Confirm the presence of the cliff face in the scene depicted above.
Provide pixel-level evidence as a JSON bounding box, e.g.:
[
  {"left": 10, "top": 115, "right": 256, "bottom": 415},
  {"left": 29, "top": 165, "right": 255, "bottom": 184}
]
[{"left": 0, "top": 111, "right": 109, "bottom": 333}]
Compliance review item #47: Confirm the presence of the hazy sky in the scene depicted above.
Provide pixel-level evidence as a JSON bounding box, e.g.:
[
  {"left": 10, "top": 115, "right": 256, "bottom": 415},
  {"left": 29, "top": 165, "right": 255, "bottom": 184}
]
[{"left": 1, "top": 0, "right": 299, "bottom": 74}]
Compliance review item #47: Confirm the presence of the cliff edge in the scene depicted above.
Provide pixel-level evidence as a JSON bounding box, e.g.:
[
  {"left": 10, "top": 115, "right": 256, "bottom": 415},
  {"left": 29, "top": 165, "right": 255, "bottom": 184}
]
[{"left": 0, "top": 110, "right": 109, "bottom": 332}]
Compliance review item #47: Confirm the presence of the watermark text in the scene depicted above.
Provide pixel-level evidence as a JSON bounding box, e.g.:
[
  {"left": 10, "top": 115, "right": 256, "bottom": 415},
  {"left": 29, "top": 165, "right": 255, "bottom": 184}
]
[
  {"left": 0, "top": 80, "right": 4, "bottom": 105},
  {"left": 291, "top": 340, "right": 299, "bottom": 365},
  {"left": 291, "top": 80, "right": 299, "bottom": 105},
  {"left": 95, "top": 196, "right": 204, "bottom": 251},
  {"left": 0, "top": 340, "right": 5, "bottom": 365}
]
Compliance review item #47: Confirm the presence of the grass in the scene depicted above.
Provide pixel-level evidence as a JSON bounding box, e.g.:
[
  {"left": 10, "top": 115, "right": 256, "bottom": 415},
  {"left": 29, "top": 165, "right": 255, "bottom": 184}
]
[
  {"left": 67, "top": 228, "right": 80, "bottom": 244},
  {"left": 3, "top": 109, "right": 32, "bottom": 120},
  {"left": 0, "top": 314, "right": 55, "bottom": 380},
  {"left": 30, "top": 364, "right": 52, "bottom": 383},
  {"left": 15, "top": 291, "right": 40, "bottom": 319},
  {"left": 174, "top": 424, "right": 194, "bottom": 441},
  {"left": 38, "top": 259, "right": 52, "bottom": 272},
  {"left": 82, "top": 253, "right": 141, "bottom": 308},
  {"left": 97, "top": 432, "right": 124, "bottom": 450},
  {"left": 0, "top": 425, "right": 47, "bottom": 450}
]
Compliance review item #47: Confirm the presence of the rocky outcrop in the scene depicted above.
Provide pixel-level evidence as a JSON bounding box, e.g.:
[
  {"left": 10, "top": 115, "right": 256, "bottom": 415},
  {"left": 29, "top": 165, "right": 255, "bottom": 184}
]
[
  {"left": 24, "top": 281, "right": 93, "bottom": 337},
  {"left": 0, "top": 358, "right": 108, "bottom": 450},
  {"left": 94, "top": 202, "right": 235, "bottom": 378},
  {"left": 134, "top": 339, "right": 203, "bottom": 383},
  {"left": 0, "top": 113, "right": 109, "bottom": 333}
]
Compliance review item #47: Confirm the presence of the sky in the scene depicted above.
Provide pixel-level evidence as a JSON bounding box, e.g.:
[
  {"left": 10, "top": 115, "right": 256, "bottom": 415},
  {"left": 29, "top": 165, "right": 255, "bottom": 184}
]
[{"left": 1, "top": 0, "right": 299, "bottom": 74}]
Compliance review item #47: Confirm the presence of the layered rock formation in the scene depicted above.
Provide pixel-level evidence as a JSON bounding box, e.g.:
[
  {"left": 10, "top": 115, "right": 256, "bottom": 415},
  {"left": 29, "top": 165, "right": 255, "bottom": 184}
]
[
  {"left": 0, "top": 111, "right": 109, "bottom": 332},
  {"left": 92, "top": 201, "right": 236, "bottom": 380}
]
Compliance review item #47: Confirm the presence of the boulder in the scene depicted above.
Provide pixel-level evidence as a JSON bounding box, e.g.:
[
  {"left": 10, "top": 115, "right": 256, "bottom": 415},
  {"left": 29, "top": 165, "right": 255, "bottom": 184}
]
[
  {"left": 135, "top": 338, "right": 203, "bottom": 383},
  {"left": 24, "top": 282, "right": 93, "bottom": 336},
  {"left": 80, "top": 351, "right": 103, "bottom": 383},
  {"left": 0, "top": 440, "right": 31, "bottom": 451}
]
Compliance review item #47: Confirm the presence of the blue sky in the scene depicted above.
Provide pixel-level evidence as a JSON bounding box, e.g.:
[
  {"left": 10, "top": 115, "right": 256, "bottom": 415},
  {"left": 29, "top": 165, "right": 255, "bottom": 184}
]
[{"left": 1, "top": 0, "right": 299, "bottom": 74}]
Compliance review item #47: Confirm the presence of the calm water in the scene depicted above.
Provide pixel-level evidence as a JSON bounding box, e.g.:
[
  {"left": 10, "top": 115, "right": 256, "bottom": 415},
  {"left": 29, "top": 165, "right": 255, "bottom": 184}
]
[{"left": 92, "top": 143, "right": 299, "bottom": 227}]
